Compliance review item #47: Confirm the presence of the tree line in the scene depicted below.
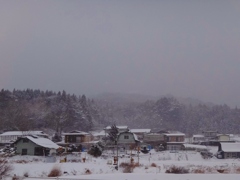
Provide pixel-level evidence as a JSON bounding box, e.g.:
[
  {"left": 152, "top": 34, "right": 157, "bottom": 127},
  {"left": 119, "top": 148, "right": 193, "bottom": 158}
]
[
  {"left": 0, "top": 89, "right": 102, "bottom": 133},
  {"left": 0, "top": 89, "right": 240, "bottom": 135}
]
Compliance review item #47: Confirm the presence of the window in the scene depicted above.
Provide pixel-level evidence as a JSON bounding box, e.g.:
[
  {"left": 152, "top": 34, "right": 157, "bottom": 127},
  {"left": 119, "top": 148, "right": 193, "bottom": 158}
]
[
  {"left": 124, "top": 135, "right": 129, "bottom": 139},
  {"left": 22, "top": 149, "right": 27, "bottom": 155},
  {"left": 226, "top": 153, "right": 231, "bottom": 158},
  {"left": 23, "top": 139, "right": 29, "bottom": 143},
  {"left": 34, "top": 147, "right": 44, "bottom": 156},
  {"left": 232, "top": 152, "right": 237, "bottom": 158}
]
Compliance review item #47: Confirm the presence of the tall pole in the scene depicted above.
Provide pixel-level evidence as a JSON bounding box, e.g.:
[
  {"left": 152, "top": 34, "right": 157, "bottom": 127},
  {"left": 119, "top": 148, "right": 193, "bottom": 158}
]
[
  {"left": 137, "top": 146, "right": 140, "bottom": 164},
  {"left": 116, "top": 140, "right": 118, "bottom": 170}
]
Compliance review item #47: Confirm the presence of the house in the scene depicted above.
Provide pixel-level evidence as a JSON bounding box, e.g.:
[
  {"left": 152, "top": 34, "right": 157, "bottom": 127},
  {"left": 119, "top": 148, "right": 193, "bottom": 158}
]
[
  {"left": 163, "top": 131, "right": 185, "bottom": 151},
  {"left": 104, "top": 125, "right": 129, "bottom": 135},
  {"left": 192, "top": 130, "right": 233, "bottom": 146},
  {"left": 217, "top": 134, "right": 231, "bottom": 142},
  {"left": 14, "top": 136, "right": 59, "bottom": 156},
  {"left": 202, "top": 130, "right": 218, "bottom": 141},
  {"left": 62, "top": 130, "right": 92, "bottom": 145},
  {"left": 90, "top": 130, "right": 105, "bottom": 141},
  {"left": 130, "top": 129, "right": 151, "bottom": 140},
  {"left": 217, "top": 142, "right": 240, "bottom": 159},
  {"left": 0, "top": 131, "right": 48, "bottom": 145},
  {"left": 117, "top": 131, "right": 140, "bottom": 149},
  {"left": 143, "top": 133, "right": 165, "bottom": 146},
  {"left": 192, "top": 134, "right": 205, "bottom": 144}
]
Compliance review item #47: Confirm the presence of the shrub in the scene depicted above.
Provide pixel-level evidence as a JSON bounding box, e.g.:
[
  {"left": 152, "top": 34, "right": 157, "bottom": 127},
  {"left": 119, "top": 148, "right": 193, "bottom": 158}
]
[
  {"left": 85, "top": 169, "right": 91, "bottom": 174},
  {"left": 48, "top": 166, "right": 62, "bottom": 177},
  {"left": 23, "top": 171, "right": 29, "bottom": 177},
  {"left": 165, "top": 165, "right": 189, "bottom": 174},
  {"left": 191, "top": 168, "right": 205, "bottom": 174},
  {"left": 205, "top": 166, "right": 215, "bottom": 173},
  {"left": 150, "top": 163, "right": 157, "bottom": 167},
  {"left": 217, "top": 169, "right": 225, "bottom": 173},
  {"left": 0, "top": 158, "right": 13, "bottom": 177},
  {"left": 234, "top": 166, "right": 240, "bottom": 173},
  {"left": 88, "top": 142, "right": 104, "bottom": 157},
  {"left": 119, "top": 162, "right": 141, "bottom": 173}
]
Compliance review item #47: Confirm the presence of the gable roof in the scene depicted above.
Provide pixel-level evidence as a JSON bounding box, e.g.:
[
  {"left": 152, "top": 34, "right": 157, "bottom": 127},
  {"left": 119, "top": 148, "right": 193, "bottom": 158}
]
[
  {"left": 220, "top": 143, "right": 240, "bottom": 152},
  {"left": 0, "top": 131, "right": 47, "bottom": 136},
  {"left": 16, "top": 136, "right": 59, "bottom": 149},
  {"left": 130, "top": 129, "right": 151, "bottom": 133},
  {"left": 164, "top": 131, "right": 185, "bottom": 136},
  {"left": 91, "top": 130, "right": 105, "bottom": 136},
  {"left": 193, "top": 134, "right": 204, "bottom": 138},
  {"left": 104, "top": 126, "right": 128, "bottom": 130},
  {"left": 118, "top": 131, "right": 140, "bottom": 142},
  {"left": 62, "top": 130, "right": 89, "bottom": 135}
]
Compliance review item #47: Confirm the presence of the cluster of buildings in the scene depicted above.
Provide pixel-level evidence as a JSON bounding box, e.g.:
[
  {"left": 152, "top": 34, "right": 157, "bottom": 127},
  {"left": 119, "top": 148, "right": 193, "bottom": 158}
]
[{"left": 0, "top": 126, "right": 240, "bottom": 159}]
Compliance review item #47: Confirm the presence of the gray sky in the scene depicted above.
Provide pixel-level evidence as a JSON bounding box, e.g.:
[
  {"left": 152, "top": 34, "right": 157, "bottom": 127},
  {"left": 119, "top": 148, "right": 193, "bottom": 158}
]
[{"left": 1, "top": 0, "right": 240, "bottom": 107}]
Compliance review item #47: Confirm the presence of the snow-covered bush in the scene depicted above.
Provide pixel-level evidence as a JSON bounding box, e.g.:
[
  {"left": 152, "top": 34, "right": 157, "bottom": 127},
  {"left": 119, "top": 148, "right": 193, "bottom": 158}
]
[{"left": 88, "top": 142, "right": 104, "bottom": 157}]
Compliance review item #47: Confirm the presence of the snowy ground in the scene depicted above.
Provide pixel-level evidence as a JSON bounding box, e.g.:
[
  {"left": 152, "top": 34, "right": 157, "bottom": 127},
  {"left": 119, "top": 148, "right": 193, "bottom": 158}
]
[{"left": 3, "top": 148, "right": 240, "bottom": 180}]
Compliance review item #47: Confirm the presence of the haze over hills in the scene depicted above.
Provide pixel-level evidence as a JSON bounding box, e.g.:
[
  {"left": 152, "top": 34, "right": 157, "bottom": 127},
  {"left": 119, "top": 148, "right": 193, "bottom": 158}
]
[
  {"left": 0, "top": 89, "right": 240, "bottom": 135},
  {"left": 92, "top": 92, "right": 215, "bottom": 107}
]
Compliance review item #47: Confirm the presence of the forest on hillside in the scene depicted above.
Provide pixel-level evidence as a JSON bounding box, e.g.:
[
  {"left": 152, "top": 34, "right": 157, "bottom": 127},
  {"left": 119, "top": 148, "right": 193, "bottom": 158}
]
[{"left": 0, "top": 89, "right": 240, "bottom": 136}]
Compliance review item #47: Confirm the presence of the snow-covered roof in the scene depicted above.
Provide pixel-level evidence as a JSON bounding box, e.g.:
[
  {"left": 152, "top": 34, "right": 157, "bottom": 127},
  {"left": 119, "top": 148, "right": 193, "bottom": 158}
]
[
  {"left": 104, "top": 126, "right": 128, "bottom": 130},
  {"left": 91, "top": 130, "right": 105, "bottom": 136},
  {"left": 193, "top": 134, "right": 204, "bottom": 138},
  {"left": 118, "top": 131, "right": 140, "bottom": 142},
  {"left": 130, "top": 129, "right": 151, "bottom": 133},
  {"left": 164, "top": 132, "right": 185, "bottom": 136},
  {"left": 62, "top": 131, "right": 89, "bottom": 135},
  {"left": 0, "top": 131, "right": 47, "bottom": 136},
  {"left": 25, "top": 136, "right": 60, "bottom": 149},
  {"left": 217, "top": 134, "right": 230, "bottom": 137},
  {"left": 220, "top": 143, "right": 240, "bottom": 152},
  {"left": 183, "top": 144, "right": 207, "bottom": 150},
  {"left": 133, "top": 133, "right": 139, "bottom": 141}
]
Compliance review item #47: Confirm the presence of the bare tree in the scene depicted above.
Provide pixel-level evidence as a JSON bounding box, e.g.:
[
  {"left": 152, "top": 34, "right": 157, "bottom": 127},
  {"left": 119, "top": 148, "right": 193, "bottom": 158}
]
[{"left": 0, "top": 158, "right": 13, "bottom": 178}]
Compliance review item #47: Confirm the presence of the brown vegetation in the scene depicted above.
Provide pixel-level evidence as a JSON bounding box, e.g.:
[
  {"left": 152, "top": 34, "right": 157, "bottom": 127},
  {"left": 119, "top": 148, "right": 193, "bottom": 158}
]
[
  {"left": 165, "top": 165, "right": 189, "bottom": 174},
  {"left": 48, "top": 166, "right": 62, "bottom": 177},
  {"left": 150, "top": 163, "right": 157, "bottom": 167},
  {"left": 119, "top": 162, "right": 141, "bottom": 173},
  {"left": 0, "top": 158, "right": 13, "bottom": 177},
  {"left": 85, "top": 169, "right": 91, "bottom": 174}
]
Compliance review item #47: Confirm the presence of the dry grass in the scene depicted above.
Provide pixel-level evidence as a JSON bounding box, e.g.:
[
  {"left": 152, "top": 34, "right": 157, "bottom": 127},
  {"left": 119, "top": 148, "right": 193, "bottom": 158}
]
[
  {"left": 14, "top": 160, "right": 28, "bottom": 164},
  {"left": 119, "top": 162, "right": 141, "bottom": 173},
  {"left": 191, "top": 168, "right": 205, "bottom": 174},
  {"left": 0, "top": 158, "right": 13, "bottom": 177},
  {"left": 48, "top": 166, "right": 62, "bottom": 177},
  {"left": 165, "top": 165, "right": 189, "bottom": 174},
  {"left": 150, "top": 163, "right": 157, "bottom": 167},
  {"left": 234, "top": 166, "right": 240, "bottom": 173},
  {"left": 204, "top": 166, "right": 216, "bottom": 173}
]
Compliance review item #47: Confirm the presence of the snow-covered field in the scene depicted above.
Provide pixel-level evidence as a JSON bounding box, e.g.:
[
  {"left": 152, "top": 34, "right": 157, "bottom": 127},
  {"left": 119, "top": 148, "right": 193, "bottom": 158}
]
[{"left": 3, "top": 149, "right": 240, "bottom": 180}]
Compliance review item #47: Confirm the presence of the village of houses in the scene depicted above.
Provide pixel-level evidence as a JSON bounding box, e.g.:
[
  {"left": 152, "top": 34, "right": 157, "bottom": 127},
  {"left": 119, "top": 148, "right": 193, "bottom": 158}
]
[{"left": 1, "top": 126, "right": 240, "bottom": 160}]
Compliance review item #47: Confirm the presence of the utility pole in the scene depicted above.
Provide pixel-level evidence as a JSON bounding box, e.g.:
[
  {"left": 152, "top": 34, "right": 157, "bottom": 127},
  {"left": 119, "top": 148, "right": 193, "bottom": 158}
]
[
  {"left": 137, "top": 146, "right": 140, "bottom": 164},
  {"left": 116, "top": 140, "right": 118, "bottom": 170}
]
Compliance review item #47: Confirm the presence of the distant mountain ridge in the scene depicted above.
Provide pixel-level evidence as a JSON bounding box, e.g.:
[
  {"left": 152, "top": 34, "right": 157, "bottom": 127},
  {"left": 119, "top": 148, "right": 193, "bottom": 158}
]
[{"left": 92, "top": 92, "right": 215, "bottom": 107}]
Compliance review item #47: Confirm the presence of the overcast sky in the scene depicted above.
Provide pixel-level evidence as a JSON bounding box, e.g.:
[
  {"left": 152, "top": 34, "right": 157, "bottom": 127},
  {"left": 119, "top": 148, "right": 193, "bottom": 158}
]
[{"left": 1, "top": 0, "right": 240, "bottom": 107}]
